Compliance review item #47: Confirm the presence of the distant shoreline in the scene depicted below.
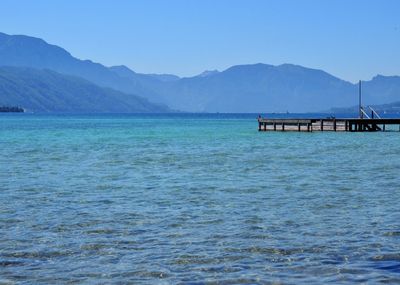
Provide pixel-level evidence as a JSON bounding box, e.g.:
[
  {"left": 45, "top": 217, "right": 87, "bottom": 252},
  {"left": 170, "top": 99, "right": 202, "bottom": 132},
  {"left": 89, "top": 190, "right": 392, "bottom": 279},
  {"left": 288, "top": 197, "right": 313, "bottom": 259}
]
[{"left": 0, "top": 106, "right": 24, "bottom": 113}]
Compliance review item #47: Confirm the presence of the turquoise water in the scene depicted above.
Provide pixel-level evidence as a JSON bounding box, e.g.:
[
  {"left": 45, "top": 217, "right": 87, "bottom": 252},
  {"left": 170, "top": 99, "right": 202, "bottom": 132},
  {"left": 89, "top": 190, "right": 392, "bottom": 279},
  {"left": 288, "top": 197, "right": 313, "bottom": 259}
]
[{"left": 1, "top": 114, "right": 400, "bottom": 284}]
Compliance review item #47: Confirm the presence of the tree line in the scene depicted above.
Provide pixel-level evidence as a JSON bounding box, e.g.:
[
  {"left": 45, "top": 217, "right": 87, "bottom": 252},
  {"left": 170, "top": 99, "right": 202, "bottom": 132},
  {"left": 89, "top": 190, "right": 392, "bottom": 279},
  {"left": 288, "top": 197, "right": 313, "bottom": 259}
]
[{"left": 0, "top": 106, "right": 24, "bottom": 112}]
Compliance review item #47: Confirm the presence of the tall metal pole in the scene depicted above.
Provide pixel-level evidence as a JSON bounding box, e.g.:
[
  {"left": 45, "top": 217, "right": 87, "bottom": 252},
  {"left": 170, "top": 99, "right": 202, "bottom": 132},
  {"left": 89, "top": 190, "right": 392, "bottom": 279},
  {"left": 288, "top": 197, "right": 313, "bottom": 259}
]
[{"left": 359, "top": 80, "right": 362, "bottom": 119}]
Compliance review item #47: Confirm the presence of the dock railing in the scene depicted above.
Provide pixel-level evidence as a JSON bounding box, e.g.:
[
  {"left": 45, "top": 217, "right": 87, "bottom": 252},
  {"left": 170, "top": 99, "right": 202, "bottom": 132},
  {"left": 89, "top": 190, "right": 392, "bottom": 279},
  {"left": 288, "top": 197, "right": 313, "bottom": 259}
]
[
  {"left": 360, "top": 107, "right": 371, "bottom": 119},
  {"left": 368, "top": 106, "right": 381, "bottom": 119}
]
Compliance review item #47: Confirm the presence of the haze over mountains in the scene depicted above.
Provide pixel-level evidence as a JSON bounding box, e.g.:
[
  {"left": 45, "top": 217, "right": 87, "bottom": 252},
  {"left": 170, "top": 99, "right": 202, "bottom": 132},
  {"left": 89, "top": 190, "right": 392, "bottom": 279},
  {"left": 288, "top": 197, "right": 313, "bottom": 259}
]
[
  {"left": 0, "top": 67, "right": 168, "bottom": 113},
  {"left": 1, "top": 32, "right": 399, "bottom": 113}
]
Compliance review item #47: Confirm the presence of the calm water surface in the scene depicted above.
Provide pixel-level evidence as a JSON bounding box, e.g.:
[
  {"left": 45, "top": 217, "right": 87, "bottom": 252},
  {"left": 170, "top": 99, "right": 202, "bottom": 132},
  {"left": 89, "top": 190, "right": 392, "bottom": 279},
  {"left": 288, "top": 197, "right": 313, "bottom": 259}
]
[{"left": 1, "top": 114, "right": 400, "bottom": 284}]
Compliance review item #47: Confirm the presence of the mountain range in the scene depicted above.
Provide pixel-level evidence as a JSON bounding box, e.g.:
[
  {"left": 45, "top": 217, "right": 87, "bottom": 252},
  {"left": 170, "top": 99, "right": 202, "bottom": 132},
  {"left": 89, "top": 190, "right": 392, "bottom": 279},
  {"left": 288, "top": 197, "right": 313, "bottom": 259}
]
[
  {"left": 1, "top": 31, "right": 399, "bottom": 113},
  {"left": 0, "top": 67, "right": 168, "bottom": 113}
]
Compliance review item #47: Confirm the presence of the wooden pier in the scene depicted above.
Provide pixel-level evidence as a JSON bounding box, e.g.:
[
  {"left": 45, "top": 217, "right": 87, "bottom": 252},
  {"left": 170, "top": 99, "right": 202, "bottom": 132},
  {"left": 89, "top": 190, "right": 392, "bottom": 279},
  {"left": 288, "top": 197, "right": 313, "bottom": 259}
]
[
  {"left": 258, "top": 118, "right": 400, "bottom": 132},
  {"left": 258, "top": 81, "right": 400, "bottom": 132}
]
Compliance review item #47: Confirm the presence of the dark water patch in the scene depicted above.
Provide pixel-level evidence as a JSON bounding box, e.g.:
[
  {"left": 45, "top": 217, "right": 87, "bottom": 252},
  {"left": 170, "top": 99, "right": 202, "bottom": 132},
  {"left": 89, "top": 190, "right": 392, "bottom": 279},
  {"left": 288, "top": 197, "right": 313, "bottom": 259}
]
[
  {"left": 0, "top": 260, "right": 25, "bottom": 267},
  {"left": 85, "top": 228, "right": 119, "bottom": 235},
  {"left": 371, "top": 254, "right": 400, "bottom": 262},
  {"left": 0, "top": 275, "right": 29, "bottom": 282},
  {"left": 383, "top": 231, "right": 400, "bottom": 237},
  {"left": 370, "top": 255, "right": 400, "bottom": 274},
  {"left": 180, "top": 278, "right": 272, "bottom": 285},
  {"left": 225, "top": 246, "right": 318, "bottom": 256},
  {"left": 196, "top": 265, "right": 242, "bottom": 273},
  {"left": 137, "top": 270, "right": 171, "bottom": 279},
  {"left": 2, "top": 250, "right": 75, "bottom": 259},
  {"left": 376, "top": 263, "right": 400, "bottom": 273},
  {"left": 80, "top": 243, "right": 113, "bottom": 251}
]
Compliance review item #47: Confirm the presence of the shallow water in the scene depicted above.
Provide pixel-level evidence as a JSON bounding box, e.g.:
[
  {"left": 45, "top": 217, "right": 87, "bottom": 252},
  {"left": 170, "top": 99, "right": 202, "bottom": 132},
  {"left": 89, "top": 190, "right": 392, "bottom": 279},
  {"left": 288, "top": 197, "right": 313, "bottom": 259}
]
[{"left": 1, "top": 114, "right": 400, "bottom": 284}]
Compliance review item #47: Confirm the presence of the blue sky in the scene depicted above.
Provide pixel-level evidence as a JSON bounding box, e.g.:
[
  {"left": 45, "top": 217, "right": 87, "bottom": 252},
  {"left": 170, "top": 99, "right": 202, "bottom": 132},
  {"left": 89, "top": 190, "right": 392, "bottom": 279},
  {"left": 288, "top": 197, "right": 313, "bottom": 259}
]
[{"left": 0, "top": 0, "right": 399, "bottom": 82}]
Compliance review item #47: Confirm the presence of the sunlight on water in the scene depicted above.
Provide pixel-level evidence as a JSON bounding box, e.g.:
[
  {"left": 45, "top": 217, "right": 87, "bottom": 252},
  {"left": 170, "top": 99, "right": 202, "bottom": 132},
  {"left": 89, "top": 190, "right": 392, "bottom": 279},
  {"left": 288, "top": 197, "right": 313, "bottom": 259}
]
[{"left": 1, "top": 114, "right": 400, "bottom": 284}]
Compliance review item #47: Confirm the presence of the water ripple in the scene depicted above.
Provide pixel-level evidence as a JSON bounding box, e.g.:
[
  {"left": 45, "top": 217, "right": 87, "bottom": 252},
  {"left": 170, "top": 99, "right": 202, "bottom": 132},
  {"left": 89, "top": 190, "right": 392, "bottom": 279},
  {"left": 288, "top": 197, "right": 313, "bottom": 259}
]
[{"left": 1, "top": 114, "right": 400, "bottom": 284}]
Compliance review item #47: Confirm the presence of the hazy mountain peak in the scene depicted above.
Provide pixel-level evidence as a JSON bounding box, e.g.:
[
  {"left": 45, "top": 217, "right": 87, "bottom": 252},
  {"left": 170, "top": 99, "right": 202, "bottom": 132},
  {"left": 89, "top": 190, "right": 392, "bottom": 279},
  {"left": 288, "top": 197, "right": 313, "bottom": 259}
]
[
  {"left": 223, "top": 63, "right": 274, "bottom": 73},
  {"left": 196, "top": 70, "right": 220, "bottom": 77},
  {"left": 109, "top": 65, "right": 137, "bottom": 78},
  {"left": 146, "top": 73, "right": 180, "bottom": 82},
  {"left": 275, "top": 63, "right": 310, "bottom": 71},
  {"left": 0, "top": 32, "right": 72, "bottom": 59},
  {"left": 277, "top": 63, "right": 323, "bottom": 73}
]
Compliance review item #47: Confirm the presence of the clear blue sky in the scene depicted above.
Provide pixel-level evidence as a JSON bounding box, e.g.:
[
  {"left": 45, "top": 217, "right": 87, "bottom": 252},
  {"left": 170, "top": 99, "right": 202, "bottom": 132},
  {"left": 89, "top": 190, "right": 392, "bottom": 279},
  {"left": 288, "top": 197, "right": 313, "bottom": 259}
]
[{"left": 1, "top": 0, "right": 399, "bottom": 82}]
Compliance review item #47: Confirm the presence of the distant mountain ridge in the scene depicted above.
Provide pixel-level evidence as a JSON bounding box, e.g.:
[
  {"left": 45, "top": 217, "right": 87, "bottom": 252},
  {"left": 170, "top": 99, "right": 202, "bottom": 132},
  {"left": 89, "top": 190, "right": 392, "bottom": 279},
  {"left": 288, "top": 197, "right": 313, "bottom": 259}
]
[
  {"left": 1, "top": 32, "right": 400, "bottom": 113},
  {"left": 158, "top": 63, "right": 355, "bottom": 112},
  {"left": 0, "top": 67, "right": 168, "bottom": 113},
  {"left": 0, "top": 32, "right": 165, "bottom": 104}
]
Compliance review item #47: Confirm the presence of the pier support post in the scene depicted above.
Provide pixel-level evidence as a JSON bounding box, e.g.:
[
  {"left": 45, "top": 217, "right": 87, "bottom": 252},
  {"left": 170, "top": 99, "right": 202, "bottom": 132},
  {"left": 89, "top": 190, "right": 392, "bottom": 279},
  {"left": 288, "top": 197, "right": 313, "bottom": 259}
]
[
  {"left": 258, "top": 122, "right": 262, "bottom": 131},
  {"left": 320, "top": 120, "right": 324, "bottom": 131},
  {"left": 273, "top": 123, "right": 276, "bottom": 131},
  {"left": 263, "top": 123, "right": 267, "bottom": 131},
  {"left": 298, "top": 123, "right": 301, "bottom": 132},
  {"left": 282, "top": 123, "right": 285, "bottom": 131},
  {"left": 333, "top": 119, "right": 337, "bottom": 132}
]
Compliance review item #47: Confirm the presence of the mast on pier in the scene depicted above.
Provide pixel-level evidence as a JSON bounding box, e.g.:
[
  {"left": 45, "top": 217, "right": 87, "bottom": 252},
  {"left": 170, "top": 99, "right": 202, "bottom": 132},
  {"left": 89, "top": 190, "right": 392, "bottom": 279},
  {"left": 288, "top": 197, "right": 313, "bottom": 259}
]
[{"left": 359, "top": 80, "right": 362, "bottom": 119}]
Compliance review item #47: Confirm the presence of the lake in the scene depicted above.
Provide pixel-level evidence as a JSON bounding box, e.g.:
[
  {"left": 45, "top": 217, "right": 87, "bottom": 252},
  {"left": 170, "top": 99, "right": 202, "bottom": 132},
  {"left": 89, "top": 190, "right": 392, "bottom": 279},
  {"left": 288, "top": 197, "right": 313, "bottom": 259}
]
[{"left": 1, "top": 113, "right": 400, "bottom": 284}]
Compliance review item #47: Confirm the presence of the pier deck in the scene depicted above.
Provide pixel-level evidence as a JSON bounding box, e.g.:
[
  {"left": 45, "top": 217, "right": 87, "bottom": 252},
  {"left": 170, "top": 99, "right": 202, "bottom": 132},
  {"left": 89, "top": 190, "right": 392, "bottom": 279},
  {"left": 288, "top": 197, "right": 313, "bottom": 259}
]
[{"left": 258, "top": 118, "right": 400, "bottom": 132}]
